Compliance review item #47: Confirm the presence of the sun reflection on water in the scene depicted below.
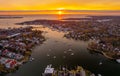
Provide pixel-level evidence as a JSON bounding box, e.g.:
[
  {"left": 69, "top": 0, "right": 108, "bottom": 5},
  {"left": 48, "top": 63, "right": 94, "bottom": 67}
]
[{"left": 57, "top": 10, "right": 64, "bottom": 20}]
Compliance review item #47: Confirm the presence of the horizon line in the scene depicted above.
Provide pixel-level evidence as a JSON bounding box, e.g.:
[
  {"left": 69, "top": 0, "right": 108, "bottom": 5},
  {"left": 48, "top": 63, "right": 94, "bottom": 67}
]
[{"left": 0, "top": 10, "right": 120, "bottom": 12}]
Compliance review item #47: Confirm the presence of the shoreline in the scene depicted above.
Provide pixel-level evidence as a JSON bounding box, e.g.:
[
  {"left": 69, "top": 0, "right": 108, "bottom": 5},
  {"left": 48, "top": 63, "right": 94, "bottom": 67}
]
[{"left": 87, "top": 47, "right": 115, "bottom": 60}]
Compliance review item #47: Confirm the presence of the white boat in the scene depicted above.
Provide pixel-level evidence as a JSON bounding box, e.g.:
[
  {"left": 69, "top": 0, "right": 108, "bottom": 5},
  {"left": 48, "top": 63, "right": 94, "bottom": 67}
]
[
  {"left": 44, "top": 64, "right": 54, "bottom": 73},
  {"left": 116, "top": 59, "right": 120, "bottom": 63},
  {"left": 99, "top": 62, "right": 102, "bottom": 65},
  {"left": 29, "top": 57, "right": 34, "bottom": 62},
  {"left": 53, "top": 56, "right": 56, "bottom": 59},
  {"left": 47, "top": 54, "right": 50, "bottom": 57},
  {"left": 42, "top": 64, "right": 54, "bottom": 76},
  {"left": 98, "top": 74, "right": 102, "bottom": 76},
  {"left": 68, "top": 49, "right": 72, "bottom": 52},
  {"left": 71, "top": 53, "right": 74, "bottom": 55}
]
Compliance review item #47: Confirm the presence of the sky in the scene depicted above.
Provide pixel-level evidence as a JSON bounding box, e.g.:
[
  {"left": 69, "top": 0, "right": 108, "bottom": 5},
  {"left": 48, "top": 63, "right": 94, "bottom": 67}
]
[{"left": 0, "top": 0, "right": 120, "bottom": 10}]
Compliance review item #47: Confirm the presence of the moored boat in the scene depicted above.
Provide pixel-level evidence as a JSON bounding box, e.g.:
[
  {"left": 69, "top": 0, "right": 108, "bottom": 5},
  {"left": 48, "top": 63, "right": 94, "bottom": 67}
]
[
  {"left": 116, "top": 59, "right": 120, "bottom": 63},
  {"left": 42, "top": 64, "right": 54, "bottom": 76}
]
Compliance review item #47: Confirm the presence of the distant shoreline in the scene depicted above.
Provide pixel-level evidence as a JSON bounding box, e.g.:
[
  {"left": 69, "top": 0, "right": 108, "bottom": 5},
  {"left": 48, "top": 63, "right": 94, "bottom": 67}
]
[{"left": 0, "top": 16, "right": 23, "bottom": 19}]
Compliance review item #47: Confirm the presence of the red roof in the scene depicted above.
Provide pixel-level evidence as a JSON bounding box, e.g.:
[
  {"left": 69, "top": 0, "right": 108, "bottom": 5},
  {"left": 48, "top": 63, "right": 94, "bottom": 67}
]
[
  {"left": 5, "top": 59, "right": 12, "bottom": 63},
  {"left": 10, "top": 60, "right": 17, "bottom": 67}
]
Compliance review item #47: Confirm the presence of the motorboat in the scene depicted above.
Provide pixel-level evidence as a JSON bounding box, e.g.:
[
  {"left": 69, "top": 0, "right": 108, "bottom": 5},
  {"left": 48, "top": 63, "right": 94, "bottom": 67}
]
[{"left": 42, "top": 64, "right": 54, "bottom": 76}]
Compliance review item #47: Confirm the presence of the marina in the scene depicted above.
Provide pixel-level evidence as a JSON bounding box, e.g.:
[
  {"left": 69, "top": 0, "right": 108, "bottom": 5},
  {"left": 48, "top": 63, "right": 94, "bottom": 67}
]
[{"left": 42, "top": 64, "right": 95, "bottom": 76}]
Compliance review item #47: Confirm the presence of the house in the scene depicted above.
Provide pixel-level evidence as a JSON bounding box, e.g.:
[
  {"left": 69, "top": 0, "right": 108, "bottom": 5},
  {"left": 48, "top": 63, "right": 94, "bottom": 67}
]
[
  {"left": 5, "top": 59, "right": 17, "bottom": 68},
  {"left": 0, "top": 57, "right": 18, "bottom": 69}
]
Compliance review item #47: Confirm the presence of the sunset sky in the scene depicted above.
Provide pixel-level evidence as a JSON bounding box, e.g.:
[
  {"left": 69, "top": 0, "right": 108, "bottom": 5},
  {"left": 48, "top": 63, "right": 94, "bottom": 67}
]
[
  {"left": 0, "top": 0, "right": 120, "bottom": 15},
  {"left": 0, "top": 0, "right": 120, "bottom": 10}
]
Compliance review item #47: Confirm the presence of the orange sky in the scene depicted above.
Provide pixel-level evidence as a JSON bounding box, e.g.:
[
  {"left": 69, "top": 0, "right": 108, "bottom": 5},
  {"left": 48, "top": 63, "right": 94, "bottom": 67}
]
[
  {"left": 0, "top": 0, "right": 120, "bottom": 10},
  {"left": 0, "top": 10, "right": 120, "bottom": 15},
  {"left": 0, "top": 0, "right": 120, "bottom": 15}
]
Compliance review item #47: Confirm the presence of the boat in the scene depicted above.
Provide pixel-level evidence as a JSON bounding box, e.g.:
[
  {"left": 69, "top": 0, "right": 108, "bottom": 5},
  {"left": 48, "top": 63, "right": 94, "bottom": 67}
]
[
  {"left": 98, "top": 74, "right": 102, "bottom": 76},
  {"left": 42, "top": 64, "right": 54, "bottom": 76},
  {"left": 53, "top": 56, "right": 56, "bottom": 59},
  {"left": 47, "top": 54, "right": 50, "bottom": 57},
  {"left": 68, "top": 49, "right": 72, "bottom": 52},
  {"left": 29, "top": 57, "right": 34, "bottom": 62},
  {"left": 116, "top": 59, "right": 120, "bottom": 63},
  {"left": 71, "top": 53, "right": 74, "bottom": 56},
  {"left": 99, "top": 62, "right": 102, "bottom": 65}
]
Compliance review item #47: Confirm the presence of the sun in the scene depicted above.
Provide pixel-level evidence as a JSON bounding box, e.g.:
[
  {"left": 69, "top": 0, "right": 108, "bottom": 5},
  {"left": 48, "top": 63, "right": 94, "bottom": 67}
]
[
  {"left": 58, "top": 11, "right": 63, "bottom": 15},
  {"left": 56, "top": 8, "right": 65, "bottom": 15}
]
